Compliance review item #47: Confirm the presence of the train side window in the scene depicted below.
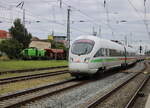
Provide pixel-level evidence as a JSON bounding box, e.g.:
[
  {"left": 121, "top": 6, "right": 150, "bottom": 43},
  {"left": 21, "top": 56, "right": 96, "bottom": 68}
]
[
  {"left": 102, "top": 48, "right": 106, "bottom": 56},
  {"left": 132, "top": 53, "right": 135, "bottom": 56},
  {"left": 119, "top": 51, "right": 122, "bottom": 56},
  {"left": 120, "top": 51, "right": 124, "bottom": 56},
  {"left": 94, "top": 48, "right": 104, "bottom": 57},
  {"left": 122, "top": 51, "right": 125, "bottom": 56},
  {"left": 116, "top": 50, "right": 120, "bottom": 56},
  {"left": 126, "top": 52, "right": 129, "bottom": 56},
  {"left": 109, "top": 49, "right": 112, "bottom": 56},
  {"left": 24, "top": 50, "right": 28, "bottom": 55},
  {"left": 102, "top": 48, "right": 107, "bottom": 56},
  {"left": 110, "top": 49, "right": 122, "bottom": 56},
  {"left": 105, "top": 49, "right": 109, "bottom": 56},
  {"left": 123, "top": 51, "right": 126, "bottom": 56},
  {"left": 110, "top": 49, "right": 116, "bottom": 56}
]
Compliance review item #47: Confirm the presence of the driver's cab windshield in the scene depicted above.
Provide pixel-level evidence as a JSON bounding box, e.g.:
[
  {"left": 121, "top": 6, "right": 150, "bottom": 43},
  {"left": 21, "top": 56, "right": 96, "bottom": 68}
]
[{"left": 71, "top": 39, "right": 95, "bottom": 55}]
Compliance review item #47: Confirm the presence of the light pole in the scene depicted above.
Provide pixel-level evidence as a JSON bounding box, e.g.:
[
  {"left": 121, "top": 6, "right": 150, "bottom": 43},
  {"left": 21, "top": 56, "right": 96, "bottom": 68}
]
[
  {"left": 67, "top": 6, "right": 71, "bottom": 49},
  {"left": 66, "top": 6, "right": 71, "bottom": 60}
]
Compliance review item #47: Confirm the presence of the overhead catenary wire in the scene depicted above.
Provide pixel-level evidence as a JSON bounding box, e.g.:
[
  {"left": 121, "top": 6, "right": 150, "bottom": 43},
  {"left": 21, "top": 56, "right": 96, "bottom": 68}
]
[
  {"left": 57, "top": 0, "right": 116, "bottom": 37},
  {"left": 0, "top": 0, "right": 91, "bottom": 36},
  {"left": 1, "top": 0, "right": 149, "bottom": 40},
  {"left": 127, "top": 0, "right": 150, "bottom": 38},
  {"left": 143, "top": 0, "right": 150, "bottom": 38},
  {"left": 0, "top": 1, "right": 38, "bottom": 24},
  {"left": 1, "top": 0, "right": 114, "bottom": 36},
  {"left": 60, "top": 1, "right": 107, "bottom": 27},
  {"left": 104, "top": 0, "right": 113, "bottom": 31}
]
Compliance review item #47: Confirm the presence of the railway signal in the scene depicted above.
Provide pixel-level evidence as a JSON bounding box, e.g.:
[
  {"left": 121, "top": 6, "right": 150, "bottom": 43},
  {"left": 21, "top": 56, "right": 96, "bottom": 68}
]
[{"left": 139, "top": 45, "right": 142, "bottom": 53}]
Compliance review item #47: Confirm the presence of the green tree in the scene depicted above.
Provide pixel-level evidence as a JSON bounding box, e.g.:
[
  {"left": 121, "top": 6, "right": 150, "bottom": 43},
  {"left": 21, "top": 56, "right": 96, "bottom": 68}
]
[
  {"left": 9, "top": 18, "right": 32, "bottom": 49},
  {"left": 49, "top": 40, "right": 67, "bottom": 50},
  {"left": 49, "top": 40, "right": 57, "bottom": 48},
  {"left": 0, "top": 39, "right": 23, "bottom": 59}
]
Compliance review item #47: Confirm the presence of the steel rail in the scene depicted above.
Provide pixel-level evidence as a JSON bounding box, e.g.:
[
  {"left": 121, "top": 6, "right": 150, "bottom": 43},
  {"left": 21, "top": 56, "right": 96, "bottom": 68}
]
[
  {"left": 0, "top": 66, "right": 68, "bottom": 75},
  {"left": 0, "top": 62, "right": 143, "bottom": 108},
  {"left": 87, "top": 72, "right": 141, "bottom": 108},
  {"left": 0, "top": 78, "right": 80, "bottom": 108},
  {"left": 0, "top": 66, "right": 124, "bottom": 108},
  {"left": 87, "top": 63, "right": 147, "bottom": 108},
  {"left": 0, "top": 70, "right": 69, "bottom": 85},
  {"left": 124, "top": 75, "right": 150, "bottom": 108}
]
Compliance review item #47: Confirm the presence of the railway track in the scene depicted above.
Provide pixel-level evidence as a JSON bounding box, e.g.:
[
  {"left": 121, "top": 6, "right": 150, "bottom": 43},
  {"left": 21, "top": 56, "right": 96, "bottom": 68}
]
[
  {"left": 125, "top": 62, "right": 150, "bottom": 108},
  {"left": 0, "top": 64, "right": 128, "bottom": 108},
  {"left": 86, "top": 72, "right": 142, "bottom": 108},
  {"left": 17, "top": 61, "right": 144, "bottom": 108},
  {"left": 0, "top": 70, "right": 69, "bottom": 85},
  {"left": 83, "top": 63, "right": 147, "bottom": 108},
  {"left": 0, "top": 66, "right": 68, "bottom": 75},
  {"left": 125, "top": 75, "right": 150, "bottom": 108},
  {"left": 0, "top": 78, "right": 90, "bottom": 108},
  {"left": 0, "top": 62, "right": 145, "bottom": 108}
]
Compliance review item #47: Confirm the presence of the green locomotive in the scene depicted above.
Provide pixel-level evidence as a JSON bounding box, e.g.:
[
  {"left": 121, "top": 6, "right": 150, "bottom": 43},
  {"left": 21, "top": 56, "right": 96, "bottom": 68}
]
[
  {"left": 21, "top": 47, "right": 46, "bottom": 60},
  {"left": 21, "top": 47, "right": 66, "bottom": 60}
]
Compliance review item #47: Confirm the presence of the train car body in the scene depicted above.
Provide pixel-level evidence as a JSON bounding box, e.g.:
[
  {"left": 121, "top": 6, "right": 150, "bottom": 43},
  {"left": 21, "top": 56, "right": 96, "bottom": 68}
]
[
  {"left": 22, "top": 47, "right": 46, "bottom": 59},
  {"left": 21, "top": 47, "right": 66, "bottom": 60},
  {"left": 45, "top": 48, "right": 66, "bottom": 60},
  {"left": 69, "top": 35, "right": 137, "bottom": 77}
]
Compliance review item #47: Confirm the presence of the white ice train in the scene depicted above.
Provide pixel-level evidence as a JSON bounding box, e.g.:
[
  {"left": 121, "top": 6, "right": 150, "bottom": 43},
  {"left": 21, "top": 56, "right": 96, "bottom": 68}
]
[{"left": 69, "top": 35, "right": 138, "bottom": 77}]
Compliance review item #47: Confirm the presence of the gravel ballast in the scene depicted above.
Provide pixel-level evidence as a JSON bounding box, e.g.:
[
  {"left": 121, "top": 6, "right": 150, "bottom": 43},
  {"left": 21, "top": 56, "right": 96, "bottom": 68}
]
[
  {"left": 21, "top": 62, "right": 145, "bottom": 108},
  {"left": 95, "top": 73, "right": 147, "bottom": 108},
  {"left": 132, "top": 77, "right": 150, "bottom": 108},
  {"left": 21, "top": 73, "right": 136, "bottom": 108},
  {"left": 132, "top": 62, "right": 150, "bottom": 108}
]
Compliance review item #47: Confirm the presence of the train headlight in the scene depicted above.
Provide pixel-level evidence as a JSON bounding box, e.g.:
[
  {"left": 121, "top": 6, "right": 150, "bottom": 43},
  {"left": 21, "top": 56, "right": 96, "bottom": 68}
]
[{"left": 84, "top": 57, "right": 90, "bottom": 63}]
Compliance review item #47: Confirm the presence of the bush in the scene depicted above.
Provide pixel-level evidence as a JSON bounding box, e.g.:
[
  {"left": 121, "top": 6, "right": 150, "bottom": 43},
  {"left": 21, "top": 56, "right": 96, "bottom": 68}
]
[
  {"left": 0, "top": 39, "right": 23, "bottom": 59},
  {"left": 0, "top": 51, "right": 2, "bottom": 57}
]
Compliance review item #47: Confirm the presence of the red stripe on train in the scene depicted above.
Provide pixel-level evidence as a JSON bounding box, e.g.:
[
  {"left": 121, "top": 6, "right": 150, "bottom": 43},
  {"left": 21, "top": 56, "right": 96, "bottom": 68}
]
[{"left": 119, "top": 58, "right": 136, "bottom": 60}]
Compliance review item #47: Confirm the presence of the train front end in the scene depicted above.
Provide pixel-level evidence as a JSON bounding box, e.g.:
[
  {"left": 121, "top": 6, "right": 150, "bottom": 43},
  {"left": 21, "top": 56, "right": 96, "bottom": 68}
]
[{"left": 69, "top": 37, "right": 98, "bottom": 76}]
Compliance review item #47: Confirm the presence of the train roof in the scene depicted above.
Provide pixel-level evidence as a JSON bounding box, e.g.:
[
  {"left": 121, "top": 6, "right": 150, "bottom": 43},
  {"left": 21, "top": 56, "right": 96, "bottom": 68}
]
[
  {"left": 74, "top": 35, "right": 123, "bottom": 49},
  {"left": 73, "top": 35, "right": 136, "bottom": 53}
]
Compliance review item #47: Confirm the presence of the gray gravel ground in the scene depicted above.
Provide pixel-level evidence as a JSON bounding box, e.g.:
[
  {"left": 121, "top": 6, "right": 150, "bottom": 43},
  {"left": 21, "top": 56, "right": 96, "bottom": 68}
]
[
  {"left": 132, "top": 77, "right": 150, "bottom": 108},
  {"left": 132, "top": 64, "right": 150, "bottom": 108},
  {"left": 21, "top": 62, "right": 145, "bottom": 108},
  {"left": 95, "top": 73, "right": 146, "bottom": 108},
  {"left": 21, "top": 73, "right": 135, "bottom": 108}
]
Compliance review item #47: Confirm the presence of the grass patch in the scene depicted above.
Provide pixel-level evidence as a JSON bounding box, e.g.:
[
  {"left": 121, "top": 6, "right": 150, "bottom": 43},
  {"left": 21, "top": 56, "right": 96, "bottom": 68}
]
[
  {"left": 0, "top": 73, "right": 71, "bottom": 95},
  {"left": 0, "top": 60, "right": 68, "bottom": 72}
]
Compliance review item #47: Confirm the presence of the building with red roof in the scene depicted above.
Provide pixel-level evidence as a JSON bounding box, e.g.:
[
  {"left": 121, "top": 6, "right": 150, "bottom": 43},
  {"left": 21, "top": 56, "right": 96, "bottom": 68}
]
[{"left": 0, "top": 30, "right": 11, "bottom": 39}]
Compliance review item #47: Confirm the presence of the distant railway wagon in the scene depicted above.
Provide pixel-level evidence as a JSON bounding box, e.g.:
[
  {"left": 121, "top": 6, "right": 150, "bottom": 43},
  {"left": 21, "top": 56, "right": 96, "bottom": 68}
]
[
  {"left": 21, "top": 47, "right": 66, "bottom": 60},
  {"left": 45, "top": 48, "right": 65, "bottom": 60}
]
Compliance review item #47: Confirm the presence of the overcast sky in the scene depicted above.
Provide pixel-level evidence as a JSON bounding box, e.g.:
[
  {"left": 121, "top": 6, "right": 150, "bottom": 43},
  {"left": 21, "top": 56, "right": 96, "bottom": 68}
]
[{"left": 0, "top": 0, "right": 150, "bottom": 44}]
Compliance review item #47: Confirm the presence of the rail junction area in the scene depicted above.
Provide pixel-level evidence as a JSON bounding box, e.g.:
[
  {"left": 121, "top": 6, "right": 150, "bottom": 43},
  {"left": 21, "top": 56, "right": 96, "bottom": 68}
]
[{"left": 0, "top": 60, "right": 149, "bottom": 108}]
